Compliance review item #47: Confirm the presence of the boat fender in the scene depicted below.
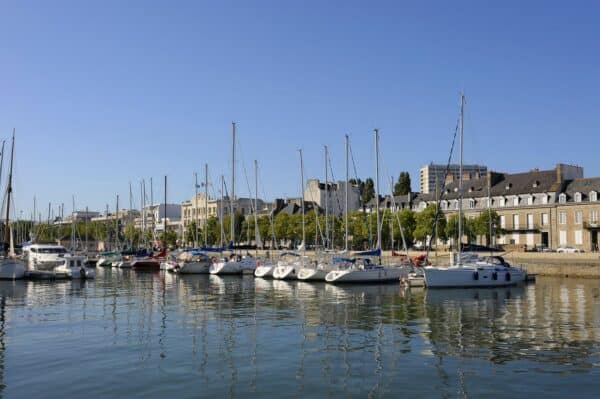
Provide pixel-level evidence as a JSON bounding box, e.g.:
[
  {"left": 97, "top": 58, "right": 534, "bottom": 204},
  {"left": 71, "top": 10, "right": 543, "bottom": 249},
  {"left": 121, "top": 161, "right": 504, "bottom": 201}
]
[
  {"left": 211, "top": 257, "right": 217, "bottom": 264},
  {"left": 473, "top": 271, "right": 479, "bottom": 281},
  {"left": 492, "top": 272, "right": 498, "bottom": 281},
  {"left": 505, "top": 272, "right": 511, "bottom": 281}
]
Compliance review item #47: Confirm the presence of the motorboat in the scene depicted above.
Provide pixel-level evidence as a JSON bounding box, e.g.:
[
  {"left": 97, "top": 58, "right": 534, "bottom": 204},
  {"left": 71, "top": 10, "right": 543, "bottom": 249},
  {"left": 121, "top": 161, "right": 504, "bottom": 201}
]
[
  {"left": 209, "top": 253, "right": 257, "bottom": 275},
  {"left": 423, "top": 254, "right": 526, "bottom": 288},
  {"left": 53, "top": 254, "right": 95, "bottom": 279},
  {"left": 174, "top": 250, "right": 212, "bottom": 274},
  {"left": 325, "top": 258, "right": 404, "bottom": 284},
  {"left": 22, "top": 243, "right": 68, "bottom": 271}
]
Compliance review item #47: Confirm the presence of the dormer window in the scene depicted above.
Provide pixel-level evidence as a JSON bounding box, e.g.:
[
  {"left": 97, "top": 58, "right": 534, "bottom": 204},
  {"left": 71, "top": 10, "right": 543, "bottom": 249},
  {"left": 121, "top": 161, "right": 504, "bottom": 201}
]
[
  {"left": 469, "top": 186, "right": 475, "bottom": 193},
  {"left": 527, "top": 195, "right": 534, "bottom": 206},
  {"left": 591, "top": 191, "right": 598, "bottom": 202},
  {"left": 542, "top": 195, "right": 548, "bottom": 205},
  {"left": 574, "top": 192, "right": 582, "bottom": 203},
  {"left": 532, "top": 180, "right": 540, "bottom": 188},
  {"left": 513, "top": 196, "right": 519, "bottom": 206},
  {"left": 505, "top": 183, "right": 512, "bottom": 190},
  {"left": 454, "top": 200, "right": 459, "bottom": 210},
  {"left": 500, "top": 197, "right": 506, "bottom": 207},
  {"left": 469, "top": 199, "right": 475, "bottom": 209},
  {"left": 440, "top": 200, "right": 447, "bottom": 210},
  {"left": 559, "top": 193, "right": 567, "bottom": 204}
]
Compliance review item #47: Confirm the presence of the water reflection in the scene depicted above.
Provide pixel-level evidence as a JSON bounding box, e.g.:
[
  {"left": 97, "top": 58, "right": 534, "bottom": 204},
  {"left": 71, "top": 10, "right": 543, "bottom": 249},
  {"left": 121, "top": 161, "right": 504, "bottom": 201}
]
[{"left": 0, "top": 272, "right": 597, "bottom": 398}]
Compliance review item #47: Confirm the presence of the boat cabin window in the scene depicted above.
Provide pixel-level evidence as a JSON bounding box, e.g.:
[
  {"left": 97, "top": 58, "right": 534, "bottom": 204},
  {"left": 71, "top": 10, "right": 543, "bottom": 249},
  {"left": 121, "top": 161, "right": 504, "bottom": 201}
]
[
  {"left": 77, "top": 260, "right": 82, "bottom": 267},
  {"left": 37, "top": 247, "right": 67, "bottom": 254},
  {"left": 69, "top": 260, "right": 75, "bottom": 267}
]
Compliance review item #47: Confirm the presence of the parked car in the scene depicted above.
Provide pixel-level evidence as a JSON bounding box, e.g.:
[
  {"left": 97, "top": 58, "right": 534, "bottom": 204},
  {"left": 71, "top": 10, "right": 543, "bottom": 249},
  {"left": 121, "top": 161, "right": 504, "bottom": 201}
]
[{"left": 557, "top": 246, "right": 584, "bottom": 253}]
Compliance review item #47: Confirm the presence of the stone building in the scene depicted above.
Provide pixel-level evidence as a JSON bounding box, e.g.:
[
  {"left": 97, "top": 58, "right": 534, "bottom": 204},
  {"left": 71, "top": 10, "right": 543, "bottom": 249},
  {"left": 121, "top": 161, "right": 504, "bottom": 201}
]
[
  {"left": 303, "top": 179, "right": 361, "bottom": 215},
  {"left": 375, "top": 163, "right": 600, "bottom": 251},
  {"left": 180, "top": 193, "right": 266, "bottom": 229}
]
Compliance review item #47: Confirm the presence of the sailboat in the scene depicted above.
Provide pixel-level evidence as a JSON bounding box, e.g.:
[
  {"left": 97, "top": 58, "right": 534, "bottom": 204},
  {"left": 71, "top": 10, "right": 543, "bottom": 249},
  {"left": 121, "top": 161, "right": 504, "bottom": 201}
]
[
  {"left": 325, "top": 129, "right": 403, "bottom": 284},
  {"left": 210, "top": 122, "right": 256, "bottom": 275},
  {"left": 0, "top": 131, "right": 25, "bottom": 280},
  {"left": 423, "top": 95, "right": 526, "bottom": 288},
  {"left": 272, "top": 149, "right": 309, "bottom": 280}
]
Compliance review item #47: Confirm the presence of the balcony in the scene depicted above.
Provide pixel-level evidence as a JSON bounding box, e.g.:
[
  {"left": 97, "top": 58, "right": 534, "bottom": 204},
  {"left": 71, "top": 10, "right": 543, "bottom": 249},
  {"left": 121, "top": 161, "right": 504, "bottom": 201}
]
[
  {"left": 584, "top": 221, "right": 600, "bottom": 230},
  {"left": 504, "top": 224, "right": 548, "bottom": 233}
]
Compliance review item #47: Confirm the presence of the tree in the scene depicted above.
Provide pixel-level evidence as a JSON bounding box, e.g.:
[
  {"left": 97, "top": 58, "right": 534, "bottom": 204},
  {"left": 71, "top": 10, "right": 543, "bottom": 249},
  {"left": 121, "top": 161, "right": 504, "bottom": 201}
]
[
  {"left": 362, "top": 178, "right": 375, "bottom": 206},
  {"left": 394, "top": 172, "right": 412, "bottom": 196},
  {"left": 414, "top": 204, "right": 446, "bottom": 245},
  {"left": 471, "top": 210, "right": 505, "bottom": 246}
]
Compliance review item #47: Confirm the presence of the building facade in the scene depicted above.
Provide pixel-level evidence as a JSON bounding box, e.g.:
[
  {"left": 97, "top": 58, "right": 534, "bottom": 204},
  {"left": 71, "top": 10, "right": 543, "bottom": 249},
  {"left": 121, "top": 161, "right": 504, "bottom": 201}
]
[
  {"left": 303, "top": 179, "right": 361, "bottom": 215},
  {"left": 180, "top": 193, "right": 266, "bottom": 229},
  {"left": 419, "top": 163, "right": 488, "bottom": 194},
  {"left": 409, "top": 163, "right": 599, "bottom": 251}
]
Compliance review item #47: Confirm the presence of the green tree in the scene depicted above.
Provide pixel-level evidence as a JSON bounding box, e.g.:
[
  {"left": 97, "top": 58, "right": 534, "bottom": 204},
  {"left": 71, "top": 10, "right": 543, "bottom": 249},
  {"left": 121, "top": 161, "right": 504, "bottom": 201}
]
[
  {"left": 471, "top": 210, "right": 505, "bottom": 246},
  {"left": 393, "top": 172, "right": 412, "bottom": 196},
  {"left": 414, "top": 204, "right": 447, "bottom": 245},
  {"left": 362, "top": 178, "right": 375, "bottom": 206}
]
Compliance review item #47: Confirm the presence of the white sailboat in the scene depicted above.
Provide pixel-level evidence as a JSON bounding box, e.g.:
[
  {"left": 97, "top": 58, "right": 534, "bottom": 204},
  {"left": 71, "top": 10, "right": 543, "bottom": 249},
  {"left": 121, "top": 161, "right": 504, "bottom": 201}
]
[
  {"left": 0, "top": 132, "right": 25, "bottom": 280},
  {"left": 325, "top": 129, "right": 403, "bottom": 284},
  {"left": 423, "top": 95, "right": 526, "bottom": 288},
  {"left": 209, "top": 122, "right": 256, "bottom": 275}
]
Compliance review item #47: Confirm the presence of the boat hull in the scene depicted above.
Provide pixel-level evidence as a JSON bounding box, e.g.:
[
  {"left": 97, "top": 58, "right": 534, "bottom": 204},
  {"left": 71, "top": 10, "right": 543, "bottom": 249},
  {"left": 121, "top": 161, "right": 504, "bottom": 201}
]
[
  {"left": 0, "top": 259, "right": 26, "bottom": 280},
  {"left": 423, "top": 266, "right": 526, "bottom": 288},
  {"left": 297, "top": 267, "right": 327, "bottom": 281},
  {"left": 325, "top": 267, "right": 402, "bottom": 283},
  {"left": 131, "top": 259, "right": 161, "bottom": 270},
  {"left": 176, "top": 261, "right": 211, "bottom": 274},
  {"left": 209, "top": 260, "right": 255, "bottom": 275},
  {"left": 272, "top": 265, "right": 297, "bottom": 280},
  {"left": 254, "top": 265, "right": 274, "bottom": 278}
]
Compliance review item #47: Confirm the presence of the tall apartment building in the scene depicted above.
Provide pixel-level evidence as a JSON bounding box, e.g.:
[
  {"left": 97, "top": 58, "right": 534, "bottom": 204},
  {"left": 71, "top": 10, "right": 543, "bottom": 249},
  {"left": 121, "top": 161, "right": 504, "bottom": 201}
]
[{"left": 420, "top": 163, "right": 488, "bottom": 194}]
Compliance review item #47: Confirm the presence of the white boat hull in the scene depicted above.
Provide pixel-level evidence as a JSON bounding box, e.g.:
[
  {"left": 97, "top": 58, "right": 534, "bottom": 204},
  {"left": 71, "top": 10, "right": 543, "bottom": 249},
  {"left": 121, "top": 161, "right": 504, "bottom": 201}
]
[
  {"left": 209, "top": 260, "right": 255, "bottom": 275},
  {"left": 297, "top": 267, "right": 328, "bottom": 281},
  {"left": 176, "top": 261, "right": 210, "bottom": 274},
  {"left": 254, "top": 265, "right": 274, "bottom": 278},
  {"left": 272, "top": 265, "right": 297, "bottom": 280},
  {"left": 117, "top": 261, "right": 132, "bottom": 268},
  {"left": 325, "top": 267, "right": 402, "bottom": 283},
  {"left": 54, "top": 267, "right": 95, "bottom": 279},
  {"left": 0, "top": 259, "right": 26, "bottom": 280},
  {"left": 424, "top": 266, "right": 526, "bottom": 288}
]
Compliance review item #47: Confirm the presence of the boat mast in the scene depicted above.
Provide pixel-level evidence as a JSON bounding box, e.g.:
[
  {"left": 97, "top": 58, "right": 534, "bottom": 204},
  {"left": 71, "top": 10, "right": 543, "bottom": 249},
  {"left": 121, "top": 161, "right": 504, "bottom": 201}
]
[
  {"left": 194, "top": 172, "right": 199, "bottom": 248},
  {"left": 458, "top": 94, "right": 464, "bottom": 265},
  {"left": 230, "top": 122, "right": 236, "bottom": 248},
  {"left": 299, "top": 149, "right": 306, "bottom": 251},
  {"left": 2, "top": 131, "right": 15, "bottom": 256},
  {"left": 254, "top": 160, "right": 259, "bottom": 257},
  {"left": 129, "top": 181, "right": 133, "bottom": 249},
  {"left": 324, "top": 145, "right": 329, "bottom": 250},
  {"left": 374, "top": 129, "right": 381, "bottom": 259},
  {"left": 220, "top": 175, "right": 225, "bottom": 247},
  {"left": 71, "top": 195, "right": 76, "bottom": 250},
  {"left": 115, "top": 194, "right": 120, "bottom": 250},
  {"left": 163, "top": 175, "right": 167, "bottom": 249},
  {"left": 345, "top": 135, "right": 349, "bottom": 252},
  {"left": 140, "top": 180, "right": 145, "bottom": 247},
  {"left": 204, "top": 164, "right": 208, "bottom": 247},
  {"left": 85, "top": 205, "right": 88, "bottom": 253}
]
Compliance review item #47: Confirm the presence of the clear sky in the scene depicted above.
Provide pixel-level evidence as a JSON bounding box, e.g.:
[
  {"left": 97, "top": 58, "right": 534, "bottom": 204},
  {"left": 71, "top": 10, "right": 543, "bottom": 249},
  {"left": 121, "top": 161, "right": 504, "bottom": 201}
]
[{"left": 1, "top": 0, "right": 599, "bottom": 219}]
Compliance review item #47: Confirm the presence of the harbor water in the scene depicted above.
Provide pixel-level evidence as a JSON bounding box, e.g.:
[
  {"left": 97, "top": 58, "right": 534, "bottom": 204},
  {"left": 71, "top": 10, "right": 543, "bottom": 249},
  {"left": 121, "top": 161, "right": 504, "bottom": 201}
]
[{"left": 1, "top": 270, "right": 599, "bottom": 398}]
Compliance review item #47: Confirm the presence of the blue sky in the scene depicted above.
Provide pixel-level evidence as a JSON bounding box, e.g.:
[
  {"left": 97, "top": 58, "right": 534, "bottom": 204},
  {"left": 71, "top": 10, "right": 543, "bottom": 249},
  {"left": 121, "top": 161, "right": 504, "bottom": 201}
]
[{"left": 1, "top": 1, "right": 599, "bottom": 219}]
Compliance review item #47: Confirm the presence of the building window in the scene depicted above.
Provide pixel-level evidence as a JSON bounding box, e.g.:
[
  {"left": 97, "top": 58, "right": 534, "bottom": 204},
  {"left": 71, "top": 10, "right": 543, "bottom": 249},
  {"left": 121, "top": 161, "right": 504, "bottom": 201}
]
[
  {"left": 499, "top": 197, "right": 505, "bottom": 207},
  {"left": 575, "top": 210, "right": 582, "bottom": 224},
  {"left": 527, "top": 196, "right": 533, "bottom": 206},
  {"left": 440, "top": 201, "right": 447, "bottom": 210},
  {"left": 559, "top": 211, "right": 567, "bottom": 225},
  {"left": 575, "top": 230, "right": 583, "bottom": 245},
  {"left": 527, "top": 214, "right": 533, "bottom": 229},
  {"left": 574, "top": 192, "right": 582, "bottom": 203},
  {"left": 500, "top": 215, "right": 506, "bottom": 228},
  {"left": 559, "top": 230, "right": 567, "bottom": 245},
  {"left": 591, "top": 191, "right": 598, "bottom": 202},
  {"left": 513, "top": 196, "right": 519, "bottom": 207},
  {"left": 591, "top": 210, "right": 598, "bottom": 223},
  {"left": 469, "top": 199, "right": 475, "bottom": 209},
  {"left": 512, "top": 214, "right": 519, "bottom": 229},
  {"left": 559, "top": 193, "right": 566, "bottom": 204},
  {"left": 541, "top": 213, "right": 549, "bottom": 226},
  {"left": 542, "top": 195, "right": 548, "bottom": 205},
  {"left": 453, "top": 200, "right": 459, "bottom": 210}
]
